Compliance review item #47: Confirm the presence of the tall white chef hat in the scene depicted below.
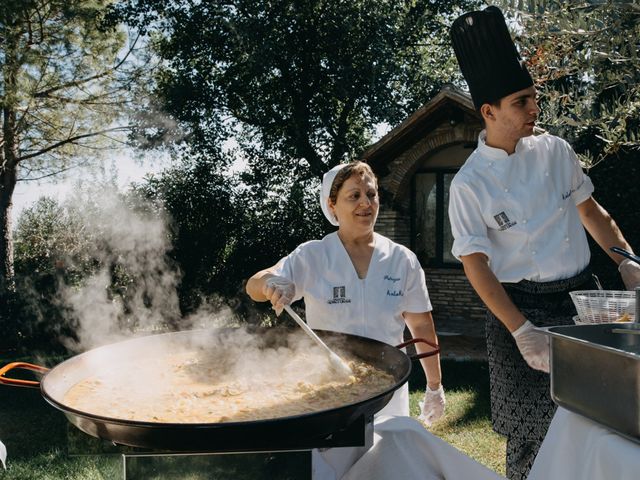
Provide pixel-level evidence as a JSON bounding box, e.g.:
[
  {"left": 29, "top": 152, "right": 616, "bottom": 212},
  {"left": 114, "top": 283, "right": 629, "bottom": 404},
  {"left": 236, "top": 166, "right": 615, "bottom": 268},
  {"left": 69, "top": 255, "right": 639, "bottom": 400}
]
[{"left": 320, "top": 163, "right": 348, "bottom": 226}]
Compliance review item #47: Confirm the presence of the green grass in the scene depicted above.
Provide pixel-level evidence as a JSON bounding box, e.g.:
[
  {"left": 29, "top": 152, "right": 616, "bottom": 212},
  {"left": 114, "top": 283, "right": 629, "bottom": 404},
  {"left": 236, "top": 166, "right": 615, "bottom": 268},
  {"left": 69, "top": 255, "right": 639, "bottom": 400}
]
[
  {"left": 0, "top": 356, "right": 505, "bottom": 478},
  {"left": 408, "top": 359, "right": 506, "bottom": 476},
  {"left": 0, "top": 365, "right": 119, "bottom": 479}
]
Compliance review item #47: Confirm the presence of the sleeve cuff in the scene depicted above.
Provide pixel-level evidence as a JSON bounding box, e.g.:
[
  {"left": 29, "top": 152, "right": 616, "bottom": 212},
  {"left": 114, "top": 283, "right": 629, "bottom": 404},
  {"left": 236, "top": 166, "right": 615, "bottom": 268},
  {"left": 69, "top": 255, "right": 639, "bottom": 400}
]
[
  {"left": 451, "top": 235, "right": 492, "bottom": 261},
  {"left": 403, "top": 301, "right": 433, "bottom": 314},
  {"left": 572, "top": 175, "right": 594, "bottom": 205}
]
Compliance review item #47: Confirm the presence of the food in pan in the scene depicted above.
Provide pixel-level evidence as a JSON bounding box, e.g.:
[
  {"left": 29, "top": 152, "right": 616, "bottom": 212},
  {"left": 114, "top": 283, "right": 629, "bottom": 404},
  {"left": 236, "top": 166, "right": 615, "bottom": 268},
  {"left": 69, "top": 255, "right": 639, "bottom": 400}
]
[
  {"left": 614, "top": 313, "right": 632, "bottom": 323},
  {"left": 63, "top": 349, "right": 396, "bottom": 423}
]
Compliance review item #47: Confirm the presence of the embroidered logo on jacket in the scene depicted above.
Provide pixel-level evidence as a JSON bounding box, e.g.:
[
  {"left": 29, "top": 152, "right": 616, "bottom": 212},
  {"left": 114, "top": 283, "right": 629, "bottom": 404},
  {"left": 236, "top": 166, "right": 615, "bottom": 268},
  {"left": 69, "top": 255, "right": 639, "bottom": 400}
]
[
  {"left": 494, "top": 211, "right": 517, "bottom": 231},
  {"left": 327, "top": 286, "right": 351, "bottom": 304}
]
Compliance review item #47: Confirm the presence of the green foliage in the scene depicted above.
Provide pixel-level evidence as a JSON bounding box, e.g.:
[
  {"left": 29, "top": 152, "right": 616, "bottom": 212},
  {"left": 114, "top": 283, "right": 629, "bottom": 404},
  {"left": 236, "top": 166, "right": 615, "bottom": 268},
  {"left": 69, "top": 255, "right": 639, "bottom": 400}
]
[
  {"left": 1, "top": 0, "right": 150, "bottom": 290},
  {"left": 110, "top": 0, "right": 480, "bottom": 178},
  {"left": 8, "top": 198, "right": 93, "bottom": 351},
  {"left": 130, "top": 154, "right": 239, "bottom": 312},
  {"left": 8, "top": 190, "right": 182, "bottom": 352},
  {"left": 497, "top": 1, "right": 640, "bottom": 165},
  {"left": 5, "top": 160, "right": 325, "bottom": 349},
  {"left": 129, "top": 150, "right": 326, "bottom": 322},
  {"left": 0, "top": 0, "right": 133, "bottom": 177},
  {"left": 104, "top": 0, "right": 482, "bottom": 323},
  {"left": 100, "top": 0, "right": 480, "bottom": 320},
  {"left": 14, "top": 198, "right": 98, "bottom": 287},
  {"left": 490, "top": 1, "right": 640, "bottom": 281}
]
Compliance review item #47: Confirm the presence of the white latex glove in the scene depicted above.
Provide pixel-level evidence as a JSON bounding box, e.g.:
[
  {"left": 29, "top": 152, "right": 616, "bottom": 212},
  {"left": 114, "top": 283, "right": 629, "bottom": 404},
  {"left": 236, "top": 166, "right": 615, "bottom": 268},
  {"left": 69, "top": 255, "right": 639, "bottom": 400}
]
[
  {"left": 1, "top": 439, "right": 7, "bottom": 470},
  {"left": 619, "top": 258, "right": 640, "bottom": 291},
  {"left": 511, "top": 320, "right": 550, "bottom": 373},
  {"left": 263, "top": 275, "right": 295, "bottom": 316},
  {"left": 418, "top": 384, "right": 446, "bottom": 426}
]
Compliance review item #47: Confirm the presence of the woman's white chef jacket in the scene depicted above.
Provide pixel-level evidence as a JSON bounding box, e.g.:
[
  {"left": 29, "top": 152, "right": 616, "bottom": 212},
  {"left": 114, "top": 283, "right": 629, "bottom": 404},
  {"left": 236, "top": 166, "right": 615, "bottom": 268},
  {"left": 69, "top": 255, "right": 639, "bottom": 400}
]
[
  {"left": 449, "top": 131, "right": 594, "bottom": 283},
  {"left": 274, "top": 231, "right": 432, "bottom": 416}
]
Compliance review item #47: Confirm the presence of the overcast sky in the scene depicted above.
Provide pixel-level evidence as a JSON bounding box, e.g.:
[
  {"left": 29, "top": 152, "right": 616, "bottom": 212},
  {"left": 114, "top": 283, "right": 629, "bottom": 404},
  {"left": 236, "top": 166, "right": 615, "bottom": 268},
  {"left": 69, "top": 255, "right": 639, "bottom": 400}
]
[
  {"left": 11, "top": 150, "right": 172, "bottom": 223},
  {"left": 11, "top": 122, "right": 393, "bottom": 225}
]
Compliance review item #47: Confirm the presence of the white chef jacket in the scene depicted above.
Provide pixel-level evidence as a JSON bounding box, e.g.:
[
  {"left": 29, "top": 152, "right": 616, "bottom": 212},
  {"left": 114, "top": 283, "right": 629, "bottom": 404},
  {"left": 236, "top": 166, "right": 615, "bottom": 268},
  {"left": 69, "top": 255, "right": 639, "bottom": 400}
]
[
  {"left": 276, "top": 232, "right": 433, "bottom": 480},
  {"left": 275, "top": 231, "right": 432, "bottom": 416},
  {"left": 449, "top": 131, "right": 594, "bottom": 283}
]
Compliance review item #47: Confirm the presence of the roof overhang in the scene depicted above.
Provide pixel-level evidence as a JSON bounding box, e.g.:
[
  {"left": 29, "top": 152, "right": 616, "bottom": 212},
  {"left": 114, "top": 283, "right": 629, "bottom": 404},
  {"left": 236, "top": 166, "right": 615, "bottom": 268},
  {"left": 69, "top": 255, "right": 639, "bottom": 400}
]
[{"left": 361, "top": 86, "right": 479, "bottom": 172}]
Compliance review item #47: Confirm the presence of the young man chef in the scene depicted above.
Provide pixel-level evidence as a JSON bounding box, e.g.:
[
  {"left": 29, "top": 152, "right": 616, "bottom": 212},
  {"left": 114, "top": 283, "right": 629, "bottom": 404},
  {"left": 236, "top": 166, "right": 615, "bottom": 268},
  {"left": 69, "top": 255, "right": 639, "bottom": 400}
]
[{"left": 448, "top": 6, "right": 640, "bottom": 480}]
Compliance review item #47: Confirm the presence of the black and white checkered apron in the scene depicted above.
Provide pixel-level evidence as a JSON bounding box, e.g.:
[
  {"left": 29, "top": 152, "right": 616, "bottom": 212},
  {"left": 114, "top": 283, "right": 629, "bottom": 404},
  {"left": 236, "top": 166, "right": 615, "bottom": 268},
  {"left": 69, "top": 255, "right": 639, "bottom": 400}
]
[{"left": 486, "top": 267, "right": 596, "bottom": 480}]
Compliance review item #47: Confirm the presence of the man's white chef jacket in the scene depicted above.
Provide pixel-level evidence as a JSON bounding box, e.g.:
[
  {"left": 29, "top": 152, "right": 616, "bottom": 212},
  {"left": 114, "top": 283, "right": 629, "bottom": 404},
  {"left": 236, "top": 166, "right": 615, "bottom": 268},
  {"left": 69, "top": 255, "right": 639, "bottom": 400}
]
[
  {"left": 449, "top": 131, "right": 594, "bottom": 283},
  {"left": 275, "top": 231, "right": 432, "bottom": 416}
]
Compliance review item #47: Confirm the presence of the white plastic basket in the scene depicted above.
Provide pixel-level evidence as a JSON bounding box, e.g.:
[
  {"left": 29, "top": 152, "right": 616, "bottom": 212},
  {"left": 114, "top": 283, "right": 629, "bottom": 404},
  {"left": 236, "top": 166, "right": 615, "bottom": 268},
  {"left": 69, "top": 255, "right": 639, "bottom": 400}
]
[{"left": 570, "top": 290, "right": 636, "bottom": 324}]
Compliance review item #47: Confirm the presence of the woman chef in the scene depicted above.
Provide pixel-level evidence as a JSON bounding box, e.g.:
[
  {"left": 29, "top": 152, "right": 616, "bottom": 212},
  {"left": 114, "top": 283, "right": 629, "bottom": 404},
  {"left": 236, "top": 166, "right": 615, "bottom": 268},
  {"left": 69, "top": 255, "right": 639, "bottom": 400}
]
[
  {"left": 448, "top": 7, "right": 640, "bottom": 480},
  {"left": 246, "top": 160, "right": 445, "bottom": 479}
]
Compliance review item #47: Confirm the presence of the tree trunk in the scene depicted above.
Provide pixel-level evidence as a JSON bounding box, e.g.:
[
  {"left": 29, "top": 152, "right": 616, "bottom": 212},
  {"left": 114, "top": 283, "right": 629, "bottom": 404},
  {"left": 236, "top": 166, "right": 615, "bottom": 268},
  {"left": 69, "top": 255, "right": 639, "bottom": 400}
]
[
  {"left": 1, "top": 103, "right": 19, "bottom": 291},
  {"left": 0, "top": 161, "right": 17, "bottom": 292},
  {"left": 1, "top": 25, "right": 20, "bottom": 292}
]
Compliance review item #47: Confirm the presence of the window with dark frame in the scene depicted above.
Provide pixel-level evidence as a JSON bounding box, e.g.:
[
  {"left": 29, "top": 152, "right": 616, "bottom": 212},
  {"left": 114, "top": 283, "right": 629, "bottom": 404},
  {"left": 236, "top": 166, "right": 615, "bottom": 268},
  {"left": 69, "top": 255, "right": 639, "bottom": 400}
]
[{"left": 411, "top": 169, "right": 461, "bottom": 268}]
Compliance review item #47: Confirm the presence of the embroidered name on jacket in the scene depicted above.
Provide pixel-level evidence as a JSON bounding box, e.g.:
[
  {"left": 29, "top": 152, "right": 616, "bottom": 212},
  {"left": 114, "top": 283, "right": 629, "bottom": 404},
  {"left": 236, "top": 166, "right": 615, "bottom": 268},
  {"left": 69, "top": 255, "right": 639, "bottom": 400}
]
[
  {"left": 562, "top": 179, "right": 584, "bottom": 200},
  {"left": 327, "top": 286, "right": 351, "bottom": 304},
  {"left": 494, "top": 211, "right": 517, "bottom": 231}
]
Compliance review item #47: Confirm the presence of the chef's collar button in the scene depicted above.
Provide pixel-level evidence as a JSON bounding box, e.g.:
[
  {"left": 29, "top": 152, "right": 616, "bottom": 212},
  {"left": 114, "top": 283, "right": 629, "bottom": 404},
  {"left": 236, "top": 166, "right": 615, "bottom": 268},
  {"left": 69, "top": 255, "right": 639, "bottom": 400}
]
[
  {"left": 532, "top": 250, "right": 537, "bottom": 255},
  {"left": 523, "top": 219, "right": 528, "bottom": 224},
  {"left": 565, "top": 237, "right": 570, "bottom": 242},
  {"left": 504, "top": 188, "right": 509, "bottom": 193}
]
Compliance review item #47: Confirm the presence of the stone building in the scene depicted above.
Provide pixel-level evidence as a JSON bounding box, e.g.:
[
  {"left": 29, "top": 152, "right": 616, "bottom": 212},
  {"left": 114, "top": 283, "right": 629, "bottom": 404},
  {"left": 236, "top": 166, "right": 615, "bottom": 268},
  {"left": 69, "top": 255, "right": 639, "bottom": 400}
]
[{"left": 362, "top": 86, "right": 486, "bottom": 337}]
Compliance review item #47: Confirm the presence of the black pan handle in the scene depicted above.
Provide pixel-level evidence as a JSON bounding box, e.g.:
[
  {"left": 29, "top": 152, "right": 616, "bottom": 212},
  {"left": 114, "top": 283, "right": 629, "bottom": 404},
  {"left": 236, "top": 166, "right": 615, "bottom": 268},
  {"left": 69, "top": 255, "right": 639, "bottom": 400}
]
[
  {"left": 395, "top": 338, "right": 440, "bottom": 360},
  {"left": 610, "top": 246, "right": 640, "bottom": 265}
]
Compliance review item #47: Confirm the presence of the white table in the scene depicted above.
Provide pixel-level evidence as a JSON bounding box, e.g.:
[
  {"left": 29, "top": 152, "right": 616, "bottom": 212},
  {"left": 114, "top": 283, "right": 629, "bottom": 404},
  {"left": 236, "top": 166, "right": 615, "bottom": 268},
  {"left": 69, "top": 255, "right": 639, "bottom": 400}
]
[
  {"left": 330, "top": 408, "right": 640, "bottom": 480},
  {"left": 529, "top": 407, "right": 640, "bottom": 480},
  {"left": 342, "top": 416, "right": 504, "bottom": 480}
]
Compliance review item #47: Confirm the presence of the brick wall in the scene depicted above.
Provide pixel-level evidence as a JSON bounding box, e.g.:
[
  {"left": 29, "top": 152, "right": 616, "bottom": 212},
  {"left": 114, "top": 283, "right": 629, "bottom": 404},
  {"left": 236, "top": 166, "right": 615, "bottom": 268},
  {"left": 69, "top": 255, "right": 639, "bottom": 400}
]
[
  {"left": 376, "top": 209, "right": 410, "bottom": 248},
  {"left": 424, "top": 267, "right": 486, "bottom": 337},
  {"left": 380, "top": 123, "right": 480, "bottom": 205},
  {"left": 377, "top": 208, "right": 486, "bottom": 337},
  {"left": 368, "top": 92, "right": 487, "bottom": 338}
]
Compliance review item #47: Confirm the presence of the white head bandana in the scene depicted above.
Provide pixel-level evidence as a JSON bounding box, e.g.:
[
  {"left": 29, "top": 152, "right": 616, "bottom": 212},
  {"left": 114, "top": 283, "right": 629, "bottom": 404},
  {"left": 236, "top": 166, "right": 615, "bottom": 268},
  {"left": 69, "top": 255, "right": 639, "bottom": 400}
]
[{"left": 320, "top": 164, "right": 348, "bottom": 226}]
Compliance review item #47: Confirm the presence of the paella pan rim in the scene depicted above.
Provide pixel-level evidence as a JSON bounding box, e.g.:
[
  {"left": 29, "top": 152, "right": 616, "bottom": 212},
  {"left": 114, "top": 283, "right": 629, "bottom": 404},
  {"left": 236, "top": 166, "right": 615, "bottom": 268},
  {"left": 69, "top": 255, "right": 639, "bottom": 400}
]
[{"left": 38, "top": 327, "right": 412, "bottom": 431}]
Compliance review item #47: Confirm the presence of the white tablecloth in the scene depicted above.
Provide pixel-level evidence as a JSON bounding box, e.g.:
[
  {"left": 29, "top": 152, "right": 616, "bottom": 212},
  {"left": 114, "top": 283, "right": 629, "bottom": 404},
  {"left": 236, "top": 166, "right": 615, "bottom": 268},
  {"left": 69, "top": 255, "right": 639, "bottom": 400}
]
[
  {"left": 529, "top": 407, "right": 640, "bottom": 480},
  {"left": 342, "top": 415, "right": 504, "bottom": 480},
  {"left": 320, "top": 407, "right": 640, "bottom": 480}
]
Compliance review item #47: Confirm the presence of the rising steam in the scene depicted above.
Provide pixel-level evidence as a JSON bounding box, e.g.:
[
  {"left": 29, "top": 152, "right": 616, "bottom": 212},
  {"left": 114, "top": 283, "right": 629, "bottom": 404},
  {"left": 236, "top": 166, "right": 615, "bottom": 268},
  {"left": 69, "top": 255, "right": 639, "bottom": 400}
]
[
  {"left": 58, "top": 187, "right": 184, "bottom": 351},
  {"left": 31, "top": 185, "right": 359, "bottom": 402}
]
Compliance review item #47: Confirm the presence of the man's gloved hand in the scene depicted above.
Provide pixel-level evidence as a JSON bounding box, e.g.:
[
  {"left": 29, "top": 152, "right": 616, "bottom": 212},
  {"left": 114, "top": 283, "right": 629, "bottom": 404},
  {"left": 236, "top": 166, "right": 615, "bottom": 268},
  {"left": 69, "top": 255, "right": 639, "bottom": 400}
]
[
  {"left": 511, "top": 320, "right": 550, "bottom": 373},
  {"left": 619, "top": 258, "right": 640, "bottom": 291},
  {"left": 263, "top": 276, "right": 295, "bottom": 316},
  {"left": 418, "top": 384, "right": 445, "bottom": 426}
]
